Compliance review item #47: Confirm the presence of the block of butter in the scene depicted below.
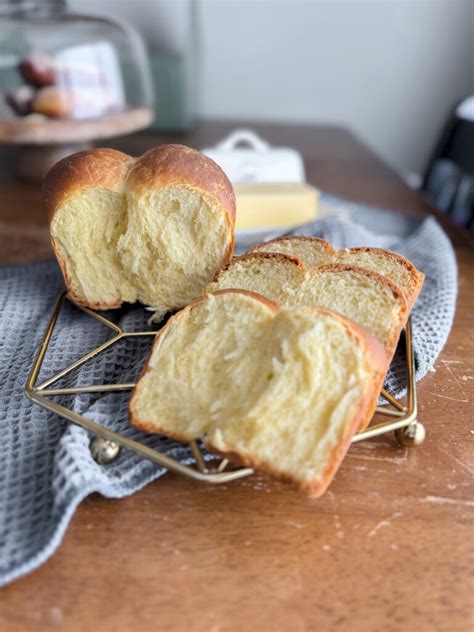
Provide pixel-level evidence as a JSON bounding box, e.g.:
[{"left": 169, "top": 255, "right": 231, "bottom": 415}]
[{"left": 233, "top": 182, "right": 319, "bottom": 231}]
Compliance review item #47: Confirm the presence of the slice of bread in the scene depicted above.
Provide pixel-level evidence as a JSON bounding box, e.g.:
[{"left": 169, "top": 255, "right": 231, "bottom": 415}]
[
  {"left": 44, "top": 144, "right": 235, "bottom": 312},
  {"left": 130, "top": 291, "right": 387, "bottom": 497},
  {"left": 249, "top": 236, "right": 424, "bottom": 308},
  {"left": 207, "top": 253, "right": 408, "bottom": 359}
]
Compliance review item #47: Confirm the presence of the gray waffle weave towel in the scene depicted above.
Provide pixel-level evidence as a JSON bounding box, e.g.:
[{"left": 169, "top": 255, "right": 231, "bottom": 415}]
[{"left": 0, "top": 195, "right": 457, "bottom": 586}]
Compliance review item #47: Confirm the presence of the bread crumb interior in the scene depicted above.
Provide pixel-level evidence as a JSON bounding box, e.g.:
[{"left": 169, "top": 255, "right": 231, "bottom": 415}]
[
  {"left": 208, "top": 257, "right": 402, "bottom": 347},
  {"left": 132, "top": 293, "right": 370, "bottom": 486},
  {"left": 51, "top": 184, "right": 231, "bottom": 310},
  {"left": 254, "top": 238, "right": 414, "bottom": 298}
]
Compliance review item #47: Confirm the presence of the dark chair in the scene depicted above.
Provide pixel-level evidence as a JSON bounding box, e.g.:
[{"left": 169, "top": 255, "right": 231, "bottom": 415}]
[{"left": 422, "top": 96, "right": 474, "bottom": 232}]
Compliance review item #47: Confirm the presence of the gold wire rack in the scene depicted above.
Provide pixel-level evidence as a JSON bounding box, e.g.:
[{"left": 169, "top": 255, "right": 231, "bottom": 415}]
[{"left": 25, "top": 292, "right": 426, "bottom": 485}]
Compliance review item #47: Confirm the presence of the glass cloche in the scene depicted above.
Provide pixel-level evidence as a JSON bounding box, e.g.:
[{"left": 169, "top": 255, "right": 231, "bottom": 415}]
[{"left": 0, "top": 0, "right": 154, "bottom": 179}]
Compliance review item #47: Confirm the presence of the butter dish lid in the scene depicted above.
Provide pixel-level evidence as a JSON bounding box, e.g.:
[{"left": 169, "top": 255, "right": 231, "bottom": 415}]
[{"left": 202, "top": 129, "right": 306, "bottom": 184}]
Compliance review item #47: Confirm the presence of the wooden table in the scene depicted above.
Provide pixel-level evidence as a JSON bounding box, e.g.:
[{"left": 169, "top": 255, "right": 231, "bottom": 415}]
[{"left": 1, "top": 122, "right": 473, "bottom": 632}]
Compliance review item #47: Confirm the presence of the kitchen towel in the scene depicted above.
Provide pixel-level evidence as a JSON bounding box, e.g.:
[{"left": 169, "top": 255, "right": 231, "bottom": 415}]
[{"left": 0, "top": 194, "right": 457, "bottom": 586}]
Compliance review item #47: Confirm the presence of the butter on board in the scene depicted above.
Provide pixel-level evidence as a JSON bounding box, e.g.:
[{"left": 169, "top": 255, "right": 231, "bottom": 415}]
[{"left": 234, "top": 182, "right": 319, "bottom": 230}]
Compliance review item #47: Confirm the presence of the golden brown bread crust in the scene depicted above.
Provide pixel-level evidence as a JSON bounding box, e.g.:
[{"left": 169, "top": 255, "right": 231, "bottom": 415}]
[
  {"left": 44, "top": 149, "right": 134, "bottom": 310},
  {"left": 348, "top": 246, "right": 424, "bottom": 309},
  {"left": 127, "top": 144, "right": 236, "bottom": 225},
  {"left": 126, "top": 144, "right": 236, "bottom": 261},
  {"left": 212, "top": 250, "right": 305, "bottom": 282},
  {"left": 249, "top": 235, "right": 332, "bottom": 254},
  {"left": 44, "top": 144, "right": 236, "bottom": 310},
  {"left": 43, "top": 148, "right": 134, "bottom": 223},
  {"left": 249, "top": 235, "right": 424, "bottom": 309},
  {"left": 233, "top": 251, "right": 304, "bottom": 268},
  {"left": 129, "top": 291, "right": 388, "bottom": 497},
  {"left": 211, "top": 252, "right": 408, "bottom": 361},
  {"left": 63, "top": 286, "right": 123, "bottom": 311}
]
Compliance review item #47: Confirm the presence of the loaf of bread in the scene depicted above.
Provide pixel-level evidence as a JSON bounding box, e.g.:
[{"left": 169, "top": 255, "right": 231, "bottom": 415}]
[
  {"left": 130, "top": 291, "right": 387, "bottom": 496},
  {"left": 249, "top": 236, "right": 424, "bottom": 308},
  {"left": 44, "top": 144, "right": 235, "bottom": 311},
  {"left": 207, "top": 253, "right": 408, "bottom": 359}
]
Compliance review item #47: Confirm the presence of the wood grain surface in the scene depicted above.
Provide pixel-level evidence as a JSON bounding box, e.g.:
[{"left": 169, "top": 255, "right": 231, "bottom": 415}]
[{"left": 0, "top": 122, "right": 473, "bottom": 632}]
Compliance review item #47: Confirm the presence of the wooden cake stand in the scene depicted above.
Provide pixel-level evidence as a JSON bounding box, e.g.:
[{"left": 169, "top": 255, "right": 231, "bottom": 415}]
[{"left": 0, "top": 106, "right": 153, "bottom": 182}]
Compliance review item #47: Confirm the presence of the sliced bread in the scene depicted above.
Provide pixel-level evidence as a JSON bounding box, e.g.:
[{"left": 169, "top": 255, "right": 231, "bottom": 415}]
[
  {"left": 207, "top": 253, "right": 408, "bottom": 359},
  {"left": 44, "top": 144, "right": 235, "bottom": 312},
  {"left": 249, "top": 236, "right": 424, "bottom": 308},
  {"left": 130, "top": 291, "right": 388, "bottom": 497}
]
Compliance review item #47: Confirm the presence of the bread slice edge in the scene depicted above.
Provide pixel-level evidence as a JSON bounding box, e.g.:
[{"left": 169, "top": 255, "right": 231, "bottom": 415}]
[{"left": 129, "top": 290, "right": 388, "bottom": 496}]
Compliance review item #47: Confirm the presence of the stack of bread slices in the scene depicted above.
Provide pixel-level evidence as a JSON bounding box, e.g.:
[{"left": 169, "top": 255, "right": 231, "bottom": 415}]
[{"left": 45, "top": 144, "right": 424, "bottom": 497}]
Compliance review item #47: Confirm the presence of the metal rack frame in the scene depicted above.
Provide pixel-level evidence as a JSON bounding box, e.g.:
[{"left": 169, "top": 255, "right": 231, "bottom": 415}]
[{"left": 25, "top": 293, "right": 425, "bottom": 484}]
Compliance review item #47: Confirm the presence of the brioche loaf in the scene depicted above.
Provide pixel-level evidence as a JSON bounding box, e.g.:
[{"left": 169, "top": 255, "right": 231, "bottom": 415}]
[
  {"left": 44, "top": 144, "right": 235, "bottom": 311},
  {"left": 249, "top": 236, "right": 424, "bottom": 308},
  {"left": 207, "top": 253, "right": 408, "bottom": 359},
  {"left": 130, "top": 291, "right": 387, "bottom": 497}
]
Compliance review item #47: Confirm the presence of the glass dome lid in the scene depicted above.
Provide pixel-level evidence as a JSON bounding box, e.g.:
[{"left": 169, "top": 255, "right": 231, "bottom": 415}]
[{"left": 0, "top": 0, "right": 154, "bottom": 144}]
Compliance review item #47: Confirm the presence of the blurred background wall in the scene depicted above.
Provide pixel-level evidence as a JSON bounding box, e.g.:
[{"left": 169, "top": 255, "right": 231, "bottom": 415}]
[{"left": 70, "top": 0, "right": 474, "bottom": 179}]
